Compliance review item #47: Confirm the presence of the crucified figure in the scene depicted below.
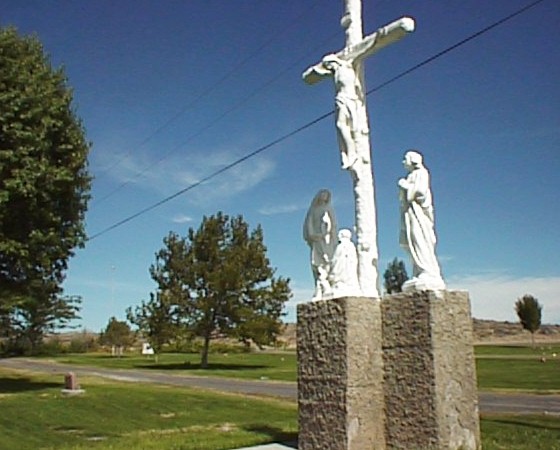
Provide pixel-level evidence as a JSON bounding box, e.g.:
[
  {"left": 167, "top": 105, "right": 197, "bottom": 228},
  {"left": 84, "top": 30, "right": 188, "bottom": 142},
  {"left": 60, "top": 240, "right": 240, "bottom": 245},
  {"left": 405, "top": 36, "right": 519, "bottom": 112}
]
[
  {"left": 304, "top": 17, "right": 414, "bottom": 172},
  {"left": 320, "top": 54, "right": 369, "bottom": 169}
]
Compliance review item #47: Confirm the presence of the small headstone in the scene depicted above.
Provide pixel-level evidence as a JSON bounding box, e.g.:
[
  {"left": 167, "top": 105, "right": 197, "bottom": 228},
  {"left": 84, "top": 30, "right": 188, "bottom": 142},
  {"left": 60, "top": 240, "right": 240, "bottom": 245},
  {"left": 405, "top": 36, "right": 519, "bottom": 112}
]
[
  {"left": 142, "top": 343, "right": 155, "bottom": 355},
  {"left": 65, "top": 372, "right": 78, "bottom": 390},
  {"left": 61, "top": 371, "right": 85, "bottom": 395}
]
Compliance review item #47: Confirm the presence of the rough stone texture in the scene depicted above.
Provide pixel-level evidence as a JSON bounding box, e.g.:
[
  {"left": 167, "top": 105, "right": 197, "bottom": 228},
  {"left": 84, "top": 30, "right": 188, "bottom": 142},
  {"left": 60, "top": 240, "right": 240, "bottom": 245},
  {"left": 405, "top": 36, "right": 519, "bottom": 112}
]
[
  {"left": 382, "top": 290, "right": 481, "bottom": 450},
  {"left": 297, "top": 297, "right": 385, "bottom": 450}
]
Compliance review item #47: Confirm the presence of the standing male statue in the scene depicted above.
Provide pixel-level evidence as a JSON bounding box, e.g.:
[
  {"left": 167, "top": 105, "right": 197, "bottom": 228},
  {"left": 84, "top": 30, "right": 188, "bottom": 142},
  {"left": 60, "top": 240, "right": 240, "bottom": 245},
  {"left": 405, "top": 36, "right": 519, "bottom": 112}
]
[
  {"left": 303, "top": 1, "right": 415, "bottom": 298},
  {"left": 398, "top": 150, "right": 445, "bottom": 291}
]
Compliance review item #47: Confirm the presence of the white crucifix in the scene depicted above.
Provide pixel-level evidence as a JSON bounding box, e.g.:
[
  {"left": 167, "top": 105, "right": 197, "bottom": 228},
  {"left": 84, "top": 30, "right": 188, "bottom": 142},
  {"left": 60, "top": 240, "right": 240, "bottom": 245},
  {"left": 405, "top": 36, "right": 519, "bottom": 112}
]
[{"left": 303, "top": 0, "right": 414, "bottom": 298}]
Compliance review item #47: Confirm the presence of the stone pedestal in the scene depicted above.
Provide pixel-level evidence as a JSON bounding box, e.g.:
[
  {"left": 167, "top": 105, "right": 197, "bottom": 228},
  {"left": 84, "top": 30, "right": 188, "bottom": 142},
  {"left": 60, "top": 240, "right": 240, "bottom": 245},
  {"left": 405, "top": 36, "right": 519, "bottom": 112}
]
[
  {"left": 382, "top": 290, "right": 481, "bottom": 450},
  {"left": 297, "top": 297, "right": 385, "bottom": 450}
]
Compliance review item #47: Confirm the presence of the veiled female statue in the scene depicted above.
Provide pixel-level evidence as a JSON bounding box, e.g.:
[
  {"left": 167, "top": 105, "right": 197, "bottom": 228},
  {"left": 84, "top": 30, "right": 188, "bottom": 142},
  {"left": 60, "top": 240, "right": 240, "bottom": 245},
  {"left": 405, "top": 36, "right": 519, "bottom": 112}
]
[{"left": 303, "top": 189, "right": 337, "bottom": 300}]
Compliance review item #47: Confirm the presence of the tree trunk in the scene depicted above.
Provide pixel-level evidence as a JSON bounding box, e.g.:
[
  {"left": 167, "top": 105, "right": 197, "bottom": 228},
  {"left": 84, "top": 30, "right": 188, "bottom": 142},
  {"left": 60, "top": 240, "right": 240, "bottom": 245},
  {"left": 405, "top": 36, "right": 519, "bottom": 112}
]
[
  {"left": 201, "top": 333, "right": 211, "bottom": 369},
  {"left": 531, "top": 331, "right": 535, "bottom": 349}
]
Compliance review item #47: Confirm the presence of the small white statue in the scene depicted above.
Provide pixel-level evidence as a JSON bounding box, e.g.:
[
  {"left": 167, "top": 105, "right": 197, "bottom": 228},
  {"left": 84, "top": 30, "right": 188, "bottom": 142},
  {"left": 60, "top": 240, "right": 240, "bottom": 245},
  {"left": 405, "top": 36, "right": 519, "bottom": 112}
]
[
  {"left": 398, "top": 150, "right": 445, "bottom": 291},
  {"left": 329, "top": 229, "right": 361, "bottom": 298},
  {"left": 303, "top": 189, "right": 337, "bottom": 300}
]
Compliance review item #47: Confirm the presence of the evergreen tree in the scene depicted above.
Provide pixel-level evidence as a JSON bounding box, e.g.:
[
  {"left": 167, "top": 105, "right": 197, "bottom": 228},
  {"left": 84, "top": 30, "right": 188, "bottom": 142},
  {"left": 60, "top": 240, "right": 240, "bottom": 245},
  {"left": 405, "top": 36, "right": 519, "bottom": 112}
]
[
  {"left": 383, "top": 258, "right": 408, "bottom": 294},
  {"left": 146, "top": 213, "right": 291, "bottom": 368},
  {"left": 99, "top": 317, "right": 134, "bottom": 348},
  {"left": 127, "top": 291, "right": 180, "bottom": 361},
  {"left": 515, "top": 294, "right": 542, "bottom": 348},
  {"left": 0, "top": 27, "right": 91, "bottom": 348}
]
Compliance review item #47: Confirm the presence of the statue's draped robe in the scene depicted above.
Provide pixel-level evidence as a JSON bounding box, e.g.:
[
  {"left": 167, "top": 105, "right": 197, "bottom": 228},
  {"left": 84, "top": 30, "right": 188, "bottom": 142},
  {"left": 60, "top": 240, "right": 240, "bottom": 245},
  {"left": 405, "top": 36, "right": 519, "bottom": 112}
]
[
  {"left": 303, "top": 192, "right": 337, "bottom": 298},
  {"left": 329, "top": 237, "right": 361, "bottom": 297},
  {"left": 399, "top": 166, "right": 441, "bottom": 280}
]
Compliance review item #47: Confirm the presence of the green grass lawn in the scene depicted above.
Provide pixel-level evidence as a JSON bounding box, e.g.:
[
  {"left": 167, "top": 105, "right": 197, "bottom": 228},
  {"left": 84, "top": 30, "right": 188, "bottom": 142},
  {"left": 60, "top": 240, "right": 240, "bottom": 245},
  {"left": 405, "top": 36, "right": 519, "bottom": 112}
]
[
  {"left": 48, "top": 345, "right": 560, "bottom": 392},
  {"left": 477, "top": 357, "right": 560, "bottom": 392},
  {"left": 474, "top": 345, "right": 560, "bottom": 392},
  {"left": 1, "top": 368, "right": 559, "bottom": 450},
  {"left": 475, "top": 344, "right": 560, "bottom": 357},
  {"left": 0, "top": 368, "right": 296, "bottom": 450},
  {"left": 481, "top": 414, "right": 560, "bottom": 450},
  {"left": 51, "top": 352, "right": 298, "bottom": 382}
]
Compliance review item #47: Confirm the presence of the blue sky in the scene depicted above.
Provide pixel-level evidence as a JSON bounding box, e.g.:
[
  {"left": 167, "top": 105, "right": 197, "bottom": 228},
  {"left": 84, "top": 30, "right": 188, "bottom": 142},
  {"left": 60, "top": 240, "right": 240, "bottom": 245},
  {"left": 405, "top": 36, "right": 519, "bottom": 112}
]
[{"left": 3, "top": 0, "right": 559, "bottom": 331}]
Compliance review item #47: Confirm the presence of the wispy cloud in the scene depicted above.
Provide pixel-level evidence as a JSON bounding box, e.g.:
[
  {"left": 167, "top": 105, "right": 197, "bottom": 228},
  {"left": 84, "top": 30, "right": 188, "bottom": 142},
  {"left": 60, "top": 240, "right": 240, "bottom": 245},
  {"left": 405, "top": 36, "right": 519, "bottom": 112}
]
[
  {"left": 259, "top": 203, "right": 304, "bottom": 216},
  {"left": 285, "top": 274, "right": 560, "bottom": 325},
  {"left": 172, "top": 214, "right": 194, "bottom": 224},
  {"left": 208, "top": 157, "right": 274, "bottom": 201},
  {"left": 97, "top": 145, "right": 275, "bottom": 205},
  {"left": 447, "top": 274, "right": 560, "bottom": 324},
  {"left": 64, "top": 276, "right": 150, "bottom": 296}
]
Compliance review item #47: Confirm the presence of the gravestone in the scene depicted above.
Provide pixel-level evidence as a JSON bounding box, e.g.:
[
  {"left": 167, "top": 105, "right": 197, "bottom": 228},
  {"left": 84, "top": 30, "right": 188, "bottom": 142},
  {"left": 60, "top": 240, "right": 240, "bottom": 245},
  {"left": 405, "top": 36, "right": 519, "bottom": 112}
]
[
  {"left": 61, "top": 371, "right": 85, "bottom": 395},
  {"left": 142, "top": 343, "right": 155, "bottom": 355}
]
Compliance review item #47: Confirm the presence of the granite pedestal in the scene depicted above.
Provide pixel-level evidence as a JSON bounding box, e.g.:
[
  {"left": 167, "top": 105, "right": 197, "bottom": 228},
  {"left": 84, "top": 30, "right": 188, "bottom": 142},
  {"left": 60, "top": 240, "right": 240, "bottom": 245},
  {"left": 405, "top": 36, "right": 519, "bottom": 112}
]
[
  {"left": 297, "top": 297, "right": 385, "bottom": 450},
  {"left": 297, "top": 291, "right": 481, "bottom": 450},
  {"left": 382, "top": 290, "right": 481, "bottom": 449}
]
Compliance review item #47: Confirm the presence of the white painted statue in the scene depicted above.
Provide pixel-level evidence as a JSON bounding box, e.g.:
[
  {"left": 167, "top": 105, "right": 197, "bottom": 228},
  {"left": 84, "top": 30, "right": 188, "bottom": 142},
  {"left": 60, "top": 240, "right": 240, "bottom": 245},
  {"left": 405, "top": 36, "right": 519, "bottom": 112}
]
[
  {"left": 313, "top": 54, "right": 369, "bottom": 169},
  {"left": 398, "top": 150, "right": 445, "bottom": 291},
  {"left": 303, "top": 189, "right": 337, "bottom": 300},
  {"left": 329, "top": 229, "right": 361, "bottom": 298},
  {"left": 302, "top": 6, "right": 415, "bottom": 298}
]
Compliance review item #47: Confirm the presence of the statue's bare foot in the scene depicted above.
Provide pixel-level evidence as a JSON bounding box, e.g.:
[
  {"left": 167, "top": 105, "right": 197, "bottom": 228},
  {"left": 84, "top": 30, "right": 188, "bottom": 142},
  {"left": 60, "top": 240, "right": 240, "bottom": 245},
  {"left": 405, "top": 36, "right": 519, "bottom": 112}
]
[{"left": 341, "top": 154, "right": 358, "bottom": 169}]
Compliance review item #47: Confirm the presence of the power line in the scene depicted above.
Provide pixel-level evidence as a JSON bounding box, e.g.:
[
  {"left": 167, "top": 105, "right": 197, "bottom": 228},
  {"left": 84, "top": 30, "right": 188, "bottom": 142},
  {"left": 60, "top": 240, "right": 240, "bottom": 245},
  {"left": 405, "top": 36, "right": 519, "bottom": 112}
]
[
  {"left": 88, "top": 0, "right": 547, "bottom": 241},
  {"left": 88, "top": 110, "right": 332, "bottom": 241},
  {"left": 366, "top": 0, "right": 547, "bottom": 96},
  {"left": 92, "top": 27, "right": 341, "bottom": 207},
  {"left": 93, "top": 1, "right": 324, "bottom": 205}
]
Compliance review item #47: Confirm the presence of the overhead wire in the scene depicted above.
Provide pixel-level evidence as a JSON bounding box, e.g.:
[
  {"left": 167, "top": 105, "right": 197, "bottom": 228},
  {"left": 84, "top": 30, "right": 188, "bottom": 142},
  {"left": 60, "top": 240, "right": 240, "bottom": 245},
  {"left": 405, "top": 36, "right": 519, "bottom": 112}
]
[
  {"left": 365, "top": 0, "right": 547, "bottom": 96},
  {"left": 93, "top": 0, "right": 325, "bottom": 205},
  {"left": 93, "top": 28, "right": 342, "bottom": 207},
  {"left": 88, "top": 0, "right": 548, "bottom": 241}
]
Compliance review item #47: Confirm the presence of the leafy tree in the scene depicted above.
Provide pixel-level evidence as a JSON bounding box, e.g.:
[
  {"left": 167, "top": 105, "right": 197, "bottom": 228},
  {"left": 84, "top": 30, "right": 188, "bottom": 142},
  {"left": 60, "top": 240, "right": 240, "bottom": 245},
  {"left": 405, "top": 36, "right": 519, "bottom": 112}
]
[
  {"left": 383, "top": 258, "right": 408, "bottom": 294},
  {"left": 0, "top": 27, "right": 91, "bottom": 347},
  {"left": 515, "top": 294, "right": 542, "bottom": 348},
  {"left": 99, "top": 317, "right": 134, "bottom": 355},
  {"left": 127, "top": 291, "right": 180, "bottom": 361},
  {"left": 148, "top": 213, "right": 291, "bottom": 368}
]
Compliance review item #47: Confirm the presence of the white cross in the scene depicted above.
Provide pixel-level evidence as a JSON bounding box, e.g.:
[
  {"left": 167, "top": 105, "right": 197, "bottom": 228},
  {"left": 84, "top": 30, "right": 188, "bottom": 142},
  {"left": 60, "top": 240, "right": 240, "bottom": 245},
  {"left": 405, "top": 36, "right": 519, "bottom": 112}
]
[{"left": 303, "top": 1, "right": 414, "bottom": 297}]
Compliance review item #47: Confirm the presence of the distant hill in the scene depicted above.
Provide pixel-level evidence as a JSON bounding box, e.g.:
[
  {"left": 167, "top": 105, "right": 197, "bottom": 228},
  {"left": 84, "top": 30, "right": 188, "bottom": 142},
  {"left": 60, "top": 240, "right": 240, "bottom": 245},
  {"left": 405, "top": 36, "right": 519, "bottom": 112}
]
[
  {"left": 472, "top": 319, "right": 560, "bottom": 344},
  {"left": 278, "top": 319, "right": 560, "bottom": 349},
  {"left": 50, "top": 319, "right": 560, "bottom": 351}
]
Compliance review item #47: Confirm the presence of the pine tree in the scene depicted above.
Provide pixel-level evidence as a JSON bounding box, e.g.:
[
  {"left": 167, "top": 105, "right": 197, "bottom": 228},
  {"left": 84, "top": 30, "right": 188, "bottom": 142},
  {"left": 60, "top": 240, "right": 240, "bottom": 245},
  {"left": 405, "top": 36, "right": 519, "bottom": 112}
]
[
  {"left": 143, "top": 213, "right": 291, "bottom": 368},
  {"left": 383, "top": 258, "right": 409, "bottom": 294}
]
